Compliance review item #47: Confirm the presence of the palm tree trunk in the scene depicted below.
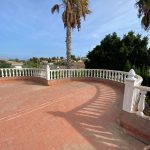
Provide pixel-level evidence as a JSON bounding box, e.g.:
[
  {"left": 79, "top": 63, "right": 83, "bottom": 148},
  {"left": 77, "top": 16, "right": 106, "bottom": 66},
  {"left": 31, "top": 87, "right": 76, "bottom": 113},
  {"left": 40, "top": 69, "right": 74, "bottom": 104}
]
[{"left": 66, "top": 26, "right": 71, "bottom": 69}]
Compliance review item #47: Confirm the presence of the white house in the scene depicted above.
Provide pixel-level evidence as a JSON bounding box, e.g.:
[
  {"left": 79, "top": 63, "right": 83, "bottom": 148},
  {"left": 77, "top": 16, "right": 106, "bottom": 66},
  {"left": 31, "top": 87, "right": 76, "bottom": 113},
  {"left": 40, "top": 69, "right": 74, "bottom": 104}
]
[{"left": 7, "top": 61, "right": 23, "bottom": 69}]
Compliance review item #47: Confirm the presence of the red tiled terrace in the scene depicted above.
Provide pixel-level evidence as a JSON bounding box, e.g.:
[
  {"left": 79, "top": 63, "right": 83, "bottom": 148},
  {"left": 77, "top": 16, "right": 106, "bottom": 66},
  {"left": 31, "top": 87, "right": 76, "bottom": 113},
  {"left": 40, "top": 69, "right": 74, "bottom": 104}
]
[{"left": 0, "top": 79, "right": 147, "bottom": 150}]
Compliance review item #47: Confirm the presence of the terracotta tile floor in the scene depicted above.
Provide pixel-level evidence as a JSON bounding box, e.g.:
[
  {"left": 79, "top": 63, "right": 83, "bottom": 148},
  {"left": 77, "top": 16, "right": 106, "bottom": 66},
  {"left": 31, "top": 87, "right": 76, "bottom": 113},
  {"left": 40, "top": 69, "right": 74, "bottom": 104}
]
[{"left": 0, "top": 81, "right": 146, "bottom": 150}]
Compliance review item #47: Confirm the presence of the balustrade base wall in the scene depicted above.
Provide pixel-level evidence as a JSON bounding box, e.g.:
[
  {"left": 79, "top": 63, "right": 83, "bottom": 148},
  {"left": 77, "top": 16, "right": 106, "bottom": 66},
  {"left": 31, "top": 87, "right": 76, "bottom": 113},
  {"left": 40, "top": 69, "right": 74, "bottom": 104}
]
[
  {"left": 0, "top": 76, "right": 125, "bottom": 88},
  {"left": 120, "top": 111, "right": 150, "bottom": 144},
  {"left": 47, "top": 77, "right": 125, "bottom": 87},
  {"left": 0, "top": 77, "right": 48, "bottom": 85}
]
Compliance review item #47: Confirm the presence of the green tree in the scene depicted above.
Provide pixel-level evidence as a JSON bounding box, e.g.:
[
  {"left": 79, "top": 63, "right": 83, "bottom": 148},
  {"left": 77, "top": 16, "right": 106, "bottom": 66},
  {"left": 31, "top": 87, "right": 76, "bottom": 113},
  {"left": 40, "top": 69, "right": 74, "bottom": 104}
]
[
  {"left": 85, "top": 32, "right": 126, "bottom": 70},
  {"left": 85, "top": 31, "right": 150, "bottom": 71},
  {"left": 124, "top": 60, "right": 131, "bottom": 71},
  {"left": 136, "top": 0, "right": 150, "bottom": 30},
  {"left": 71, "top": 55, "right": 76, "bottom": 61},
  {"left": 24, "top": 57, "right": 41, "bottom": 68},
  {"left": 0, "top": 60, "right": 11, "bottom": 68},
  {"left": 51, "top": 0, "right": 90, "bottom": 68}
]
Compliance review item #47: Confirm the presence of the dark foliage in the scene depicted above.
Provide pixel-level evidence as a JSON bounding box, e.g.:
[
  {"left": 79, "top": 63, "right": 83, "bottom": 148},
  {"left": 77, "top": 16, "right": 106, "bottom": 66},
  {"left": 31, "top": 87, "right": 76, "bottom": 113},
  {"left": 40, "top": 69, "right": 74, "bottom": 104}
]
[
  {"left": 85, "top": 31, "right": 150, "bottom": 71},
  {"left": 0, "top": 60, "right": 11, "bottom": 68}
]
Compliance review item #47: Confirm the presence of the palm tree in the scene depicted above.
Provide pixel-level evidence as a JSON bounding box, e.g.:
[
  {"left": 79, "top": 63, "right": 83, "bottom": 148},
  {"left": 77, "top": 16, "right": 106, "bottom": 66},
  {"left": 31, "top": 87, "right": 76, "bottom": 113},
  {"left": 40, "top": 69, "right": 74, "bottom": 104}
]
[
  {"left": 51, "top": 0, "right": 90, "bottom": 68},
  {"left": 136, "top": 0, "right": 150, "bottom": 31}
]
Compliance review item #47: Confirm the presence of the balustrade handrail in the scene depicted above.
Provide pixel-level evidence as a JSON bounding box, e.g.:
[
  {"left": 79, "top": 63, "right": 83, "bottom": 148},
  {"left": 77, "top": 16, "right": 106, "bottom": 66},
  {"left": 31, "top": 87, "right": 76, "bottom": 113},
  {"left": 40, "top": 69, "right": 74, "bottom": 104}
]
[
  {"left": 135, "top": 85, "right": 150, "bottom": 92},
  {"left": 134, "top": 75, "right": 143, "bottom": 86}
]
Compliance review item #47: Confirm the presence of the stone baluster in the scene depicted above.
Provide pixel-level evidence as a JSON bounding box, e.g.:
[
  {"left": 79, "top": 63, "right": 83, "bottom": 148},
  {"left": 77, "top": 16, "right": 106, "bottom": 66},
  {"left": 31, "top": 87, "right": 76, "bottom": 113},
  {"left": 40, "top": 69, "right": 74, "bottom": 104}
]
[
  {"left": 69, "top": 69, "right": 72, "bottom": 78},
  {"left": 24, "top": 69, "right": 27, "bottom": 76},
  {"left": 66, "top": 70, "right": 68, "bottom": 78},
  {"left": 19, "top": 69, "right": 21, "bottom": 76},
  {"left": 1, "top": 69, "right": 4, "bottom": 77},
  {"left": 55, "top": 70, "right": 57, "bottom": 79},
  {"left": 0, "top": 69, "right": 2, "bottom": 77},
  {"left": 34, "top": 69, "right": 36, "bottom": 77},
  {"left": 61, "top": 70, "right": 63, "bottom": 79},
  {"left": 69, "top": 70, "right": 71, "bottom": 78},
  {"left": 31, "top": 69, "right": 33, "bottom": 76},
  {"left": 22, "top": 69, "right": 24, "bottom": 76},
  {"left": 111, "top": 71, "right": 114, "bottom": 80},
  {"left": 26, "top": 69, "right": 29, "bottom": 76},
  {"left": 64, "top": 70, "right": 66, "bottom": 78},
  {"left": 102, "top": 70, "right": 104, "bottom": 78},
  {"left": 72, "top": 70, "right": 74, "bottom": 77},
  {"left": 56, "top": 70, "right": 58, "bottom": 79},
  {"left": 78, "top": 70, "right": 80, "bottom": 77},
  {"left": 108, "top": 71, "right": 111, "bottom": 79},
  {"left": 86, "top": 69, "right": 88, "bottom": 77},
  {"left": 49, "top": 70, "right": 52, "bottom": 79},
  {"left": 49, "top": 70, "right": 52, "bottom": 80},
  {"left": 8, "top": 69, "right": 11, "bottom": 77},
  {"left": 30, "top": 69, "right": 32, "bottom": 77},
  {"left": 93, "top": 70, "right": 95, "bottom": 77},
  {"left": 63, "top": 70, "right": 65, "bottom": 78},
  {"left": 29, "top": 69, "right": 31, "bottom": 76},
  {"left": 137, "top": 90, "right": 147, "bottom": 117},
  {"left": 27, "top": 69, "right": 29, "bottom": 76},
  {"left": 81, "top": 70, "right": 83, "bottom": 77},
  {"left": 57, "top": 70, "right": 59, "bottom": 79},
  {"left": 5, "top": 69, "right": 8, "bottom": 77},
  {"left": 12, "top": 69, "right": 15, "bottom": 77},
  {"left": 116, "top": 72, "right": 118, "bottom": 81},
  {"left": 96, "top": 70, "right": 98, "bottom": 78},
  {"left": 84, "top": 70, "right": 86, "bottom": 77},
  {"left": 108, "top": 71, "right": 110, "bottom": 79},
  {"left": 88, "top": 69, "right": 90, "bottom": 77},
  {"left": 90, "top": 69, "right": 92, "bottom": 77},
  {"left": 121, "top": 73, "right": 124, "bottom": 82},
  {"left": 59, "top": 70, "right": 61, "bottom": 79},
  {"left": 118, "top": 72, "right": 120, "bottom": 82},
  {"left": 36, "top": 69, "right": 39, "bottom": 77},
  {"left": 99, "top": 70, "right": 101, "bottom": 78},
  {"left": 106, "top": 70, "right": 108, "bottom": 79},
  {"left": 54, "top": 71, "right": 56, "bottom": 79},
  {"left": 109, "top": 71, "right": 112, "bottom": 80}
]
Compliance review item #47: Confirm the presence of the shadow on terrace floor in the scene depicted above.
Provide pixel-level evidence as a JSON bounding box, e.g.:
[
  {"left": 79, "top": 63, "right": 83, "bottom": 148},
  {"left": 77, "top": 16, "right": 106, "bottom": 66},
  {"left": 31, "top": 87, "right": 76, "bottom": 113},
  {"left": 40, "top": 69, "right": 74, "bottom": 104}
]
[{"left": 47, "top": 81, "right": 144, "bottom": 150}]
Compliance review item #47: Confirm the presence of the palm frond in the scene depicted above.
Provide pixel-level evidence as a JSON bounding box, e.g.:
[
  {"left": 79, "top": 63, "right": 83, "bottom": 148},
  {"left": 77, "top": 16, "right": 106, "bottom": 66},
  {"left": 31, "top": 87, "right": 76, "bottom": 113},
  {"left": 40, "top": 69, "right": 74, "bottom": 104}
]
[
  {"left": 51, "top": 0, "right": 90, "bottom": 30},
  {"left": 136, "top": 0, "right": 150, "bottom": 31},
  {"left": 51, "top": 4, "right": 60, "bottom": 14}
]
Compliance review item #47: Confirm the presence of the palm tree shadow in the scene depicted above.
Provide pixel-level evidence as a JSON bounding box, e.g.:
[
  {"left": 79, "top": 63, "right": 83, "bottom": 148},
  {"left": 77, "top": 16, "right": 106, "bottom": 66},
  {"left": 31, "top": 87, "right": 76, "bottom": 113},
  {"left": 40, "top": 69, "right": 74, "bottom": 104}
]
[{"left": 47, "top": 81, "right": 134, "bottom": 149}]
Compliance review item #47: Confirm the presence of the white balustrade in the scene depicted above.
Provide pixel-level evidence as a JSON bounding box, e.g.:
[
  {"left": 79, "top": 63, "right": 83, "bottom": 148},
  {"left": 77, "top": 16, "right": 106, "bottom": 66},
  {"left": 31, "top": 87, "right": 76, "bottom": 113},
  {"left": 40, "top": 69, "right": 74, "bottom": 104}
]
[
  {"left": 134, "top": 86, "right": 150, "bottom": 118},
  {"left": 0, "top": 68, "right": 128, "bottom": 83},
  {"left": 0, "top": 68, "right": 46, "bottom": 79}
]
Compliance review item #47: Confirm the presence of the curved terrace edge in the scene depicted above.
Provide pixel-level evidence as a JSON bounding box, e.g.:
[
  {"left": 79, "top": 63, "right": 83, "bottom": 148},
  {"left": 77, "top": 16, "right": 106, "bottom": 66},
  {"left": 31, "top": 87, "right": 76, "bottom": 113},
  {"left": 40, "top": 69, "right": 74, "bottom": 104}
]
[{"left": 0, "top": 67, "right": 150, "bottom": 144}]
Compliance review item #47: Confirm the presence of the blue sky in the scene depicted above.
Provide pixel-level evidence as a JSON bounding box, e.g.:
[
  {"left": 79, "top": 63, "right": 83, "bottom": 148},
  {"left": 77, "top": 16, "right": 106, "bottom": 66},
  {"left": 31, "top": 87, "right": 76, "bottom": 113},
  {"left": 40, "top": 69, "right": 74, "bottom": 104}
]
[{"left": 0, "top": 0, "right": 149, "bottom": 59}]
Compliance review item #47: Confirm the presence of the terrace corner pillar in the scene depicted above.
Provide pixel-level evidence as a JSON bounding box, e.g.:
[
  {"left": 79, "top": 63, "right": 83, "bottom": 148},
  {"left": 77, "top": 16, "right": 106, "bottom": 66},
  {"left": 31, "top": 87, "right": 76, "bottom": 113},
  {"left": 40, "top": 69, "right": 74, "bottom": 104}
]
[
  {"left": 46, "top": 64, "right": 50, "bottom": 81},
  {"left": 123, "top": 69, "right": 137, "bottom": 112}
]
